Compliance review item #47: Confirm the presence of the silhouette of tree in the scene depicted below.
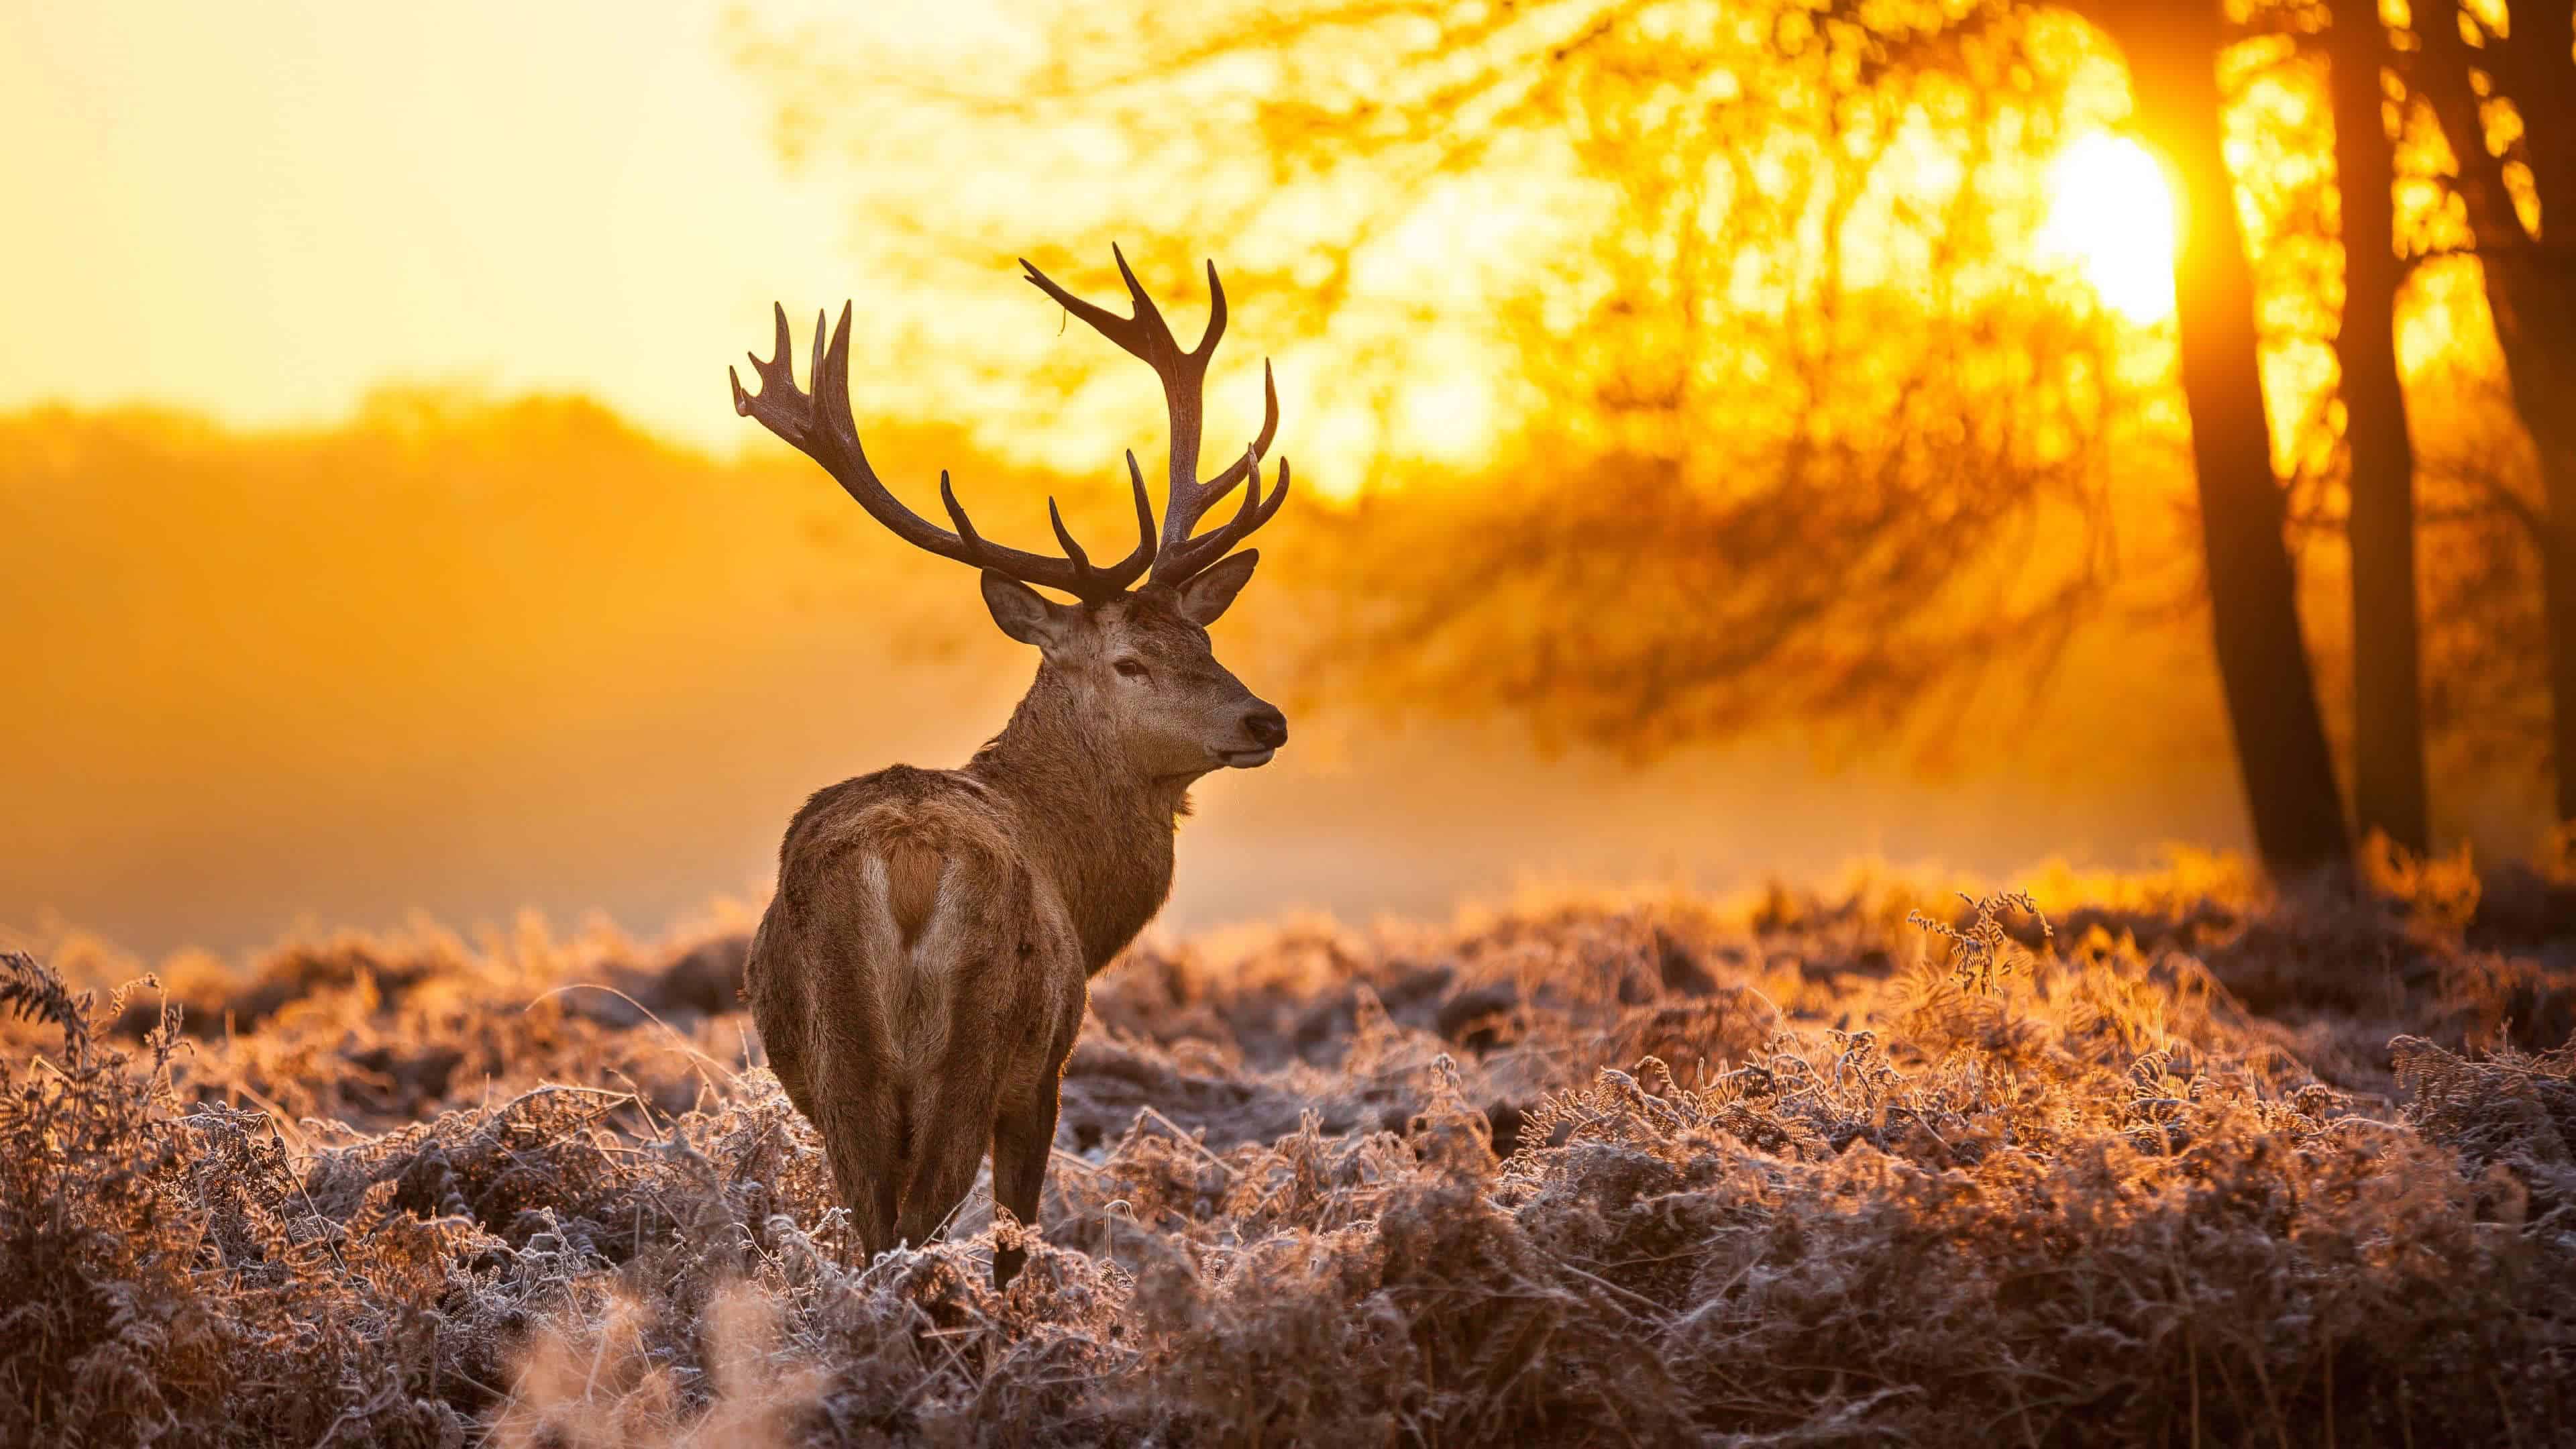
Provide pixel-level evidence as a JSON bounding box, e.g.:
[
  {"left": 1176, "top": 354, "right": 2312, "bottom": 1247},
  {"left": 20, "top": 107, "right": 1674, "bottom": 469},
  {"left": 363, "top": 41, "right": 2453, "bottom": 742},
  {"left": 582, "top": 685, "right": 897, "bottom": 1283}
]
[
  {"left": 739, "top": 0, "right": 2398, "bottom": 869},
  {"left": 2079, "top": 1, "right": 2349, "bottom": 868},
  {"left": 2407, "top": 0, "right": 2576, "bottom": 822},
  {"left": 2321, "top": 0, "right": 2430, "bottom": 852}
]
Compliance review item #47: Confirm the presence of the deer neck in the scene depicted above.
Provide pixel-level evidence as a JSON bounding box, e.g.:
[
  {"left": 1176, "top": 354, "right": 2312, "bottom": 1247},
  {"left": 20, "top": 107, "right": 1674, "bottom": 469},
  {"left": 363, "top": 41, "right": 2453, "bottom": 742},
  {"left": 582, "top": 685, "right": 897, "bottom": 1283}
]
[{"left": 967, "top": 670, "right": 1190, "bottom": 973}]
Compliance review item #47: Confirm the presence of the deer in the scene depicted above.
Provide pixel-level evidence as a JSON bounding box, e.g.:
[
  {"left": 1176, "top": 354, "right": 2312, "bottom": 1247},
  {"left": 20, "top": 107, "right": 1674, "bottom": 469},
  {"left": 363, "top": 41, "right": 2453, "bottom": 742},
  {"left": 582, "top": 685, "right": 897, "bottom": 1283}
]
[{"left": 727, "top": 248, "right": 1290, "bottom": 1288}]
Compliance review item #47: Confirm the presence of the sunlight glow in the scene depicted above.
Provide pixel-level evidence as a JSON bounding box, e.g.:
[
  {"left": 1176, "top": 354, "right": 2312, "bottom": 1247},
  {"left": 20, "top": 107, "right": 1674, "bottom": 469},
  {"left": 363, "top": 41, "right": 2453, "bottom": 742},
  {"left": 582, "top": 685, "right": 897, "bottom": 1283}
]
[
  {"left": 1395, "top": 375, "right": 1499, "bottom": 470},
  {"left": 2039, "top": 133, "right": 2179, "bottom": 324}
]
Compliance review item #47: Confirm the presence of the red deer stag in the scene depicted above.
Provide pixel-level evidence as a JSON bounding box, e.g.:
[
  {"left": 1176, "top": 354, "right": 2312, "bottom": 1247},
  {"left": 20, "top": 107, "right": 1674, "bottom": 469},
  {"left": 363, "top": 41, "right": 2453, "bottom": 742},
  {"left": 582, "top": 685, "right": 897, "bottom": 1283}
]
[{"left": 729, "top": 249, "right": 1289, "bottom": 1287}]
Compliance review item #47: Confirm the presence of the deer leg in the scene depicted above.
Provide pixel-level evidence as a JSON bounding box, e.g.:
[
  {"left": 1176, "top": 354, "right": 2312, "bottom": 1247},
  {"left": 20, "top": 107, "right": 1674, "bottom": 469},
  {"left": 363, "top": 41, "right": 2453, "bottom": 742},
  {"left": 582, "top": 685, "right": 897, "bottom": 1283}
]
[
  {"left": 820, "top": 1087, "right": 904, "bottom": 1269},
  {"left": 893, "top": 1075, "right": 997, "bottom": 1251},
  {"left": 764, "top": 1028, "right": 818, "bottom": 1126},
  {"left": 989, "top": 1079, "right": 1061, "bottom": 1289}
]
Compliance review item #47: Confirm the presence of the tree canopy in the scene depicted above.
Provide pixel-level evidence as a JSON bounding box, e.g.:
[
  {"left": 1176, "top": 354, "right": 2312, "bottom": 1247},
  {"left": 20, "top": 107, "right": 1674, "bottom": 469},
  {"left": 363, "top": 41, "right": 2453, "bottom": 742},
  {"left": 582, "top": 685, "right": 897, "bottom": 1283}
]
[{"left": 733, "top": 0, "right": 2563, "bottom": 845}]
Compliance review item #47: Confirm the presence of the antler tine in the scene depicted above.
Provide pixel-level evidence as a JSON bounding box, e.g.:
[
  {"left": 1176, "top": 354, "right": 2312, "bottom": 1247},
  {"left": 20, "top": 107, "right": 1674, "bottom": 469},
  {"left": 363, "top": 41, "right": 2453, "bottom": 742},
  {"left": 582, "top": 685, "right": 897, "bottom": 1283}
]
[
  {"left": 1023, "top": 250, "right": 1173, "bottom": 367},
  {"left": 729, "top": 303, "right": 809, "bottom": 449},
  {"left": 1160, "top": 454, "right": 1292, "bottom": 584},
  {"left": 1122, "top": 449, "right": 1156, "bottom": 560},
  {"left": 810, "top": 309, "right": 829, "bottom": 417},
  {"left": 936, "top": 472, "right": 983, "bottom": 547},
  {"left": 730, "top": 301, "right": 1154, "bottom": 602},
  {"left": 1193, "top": 258, "right": 1227, "bottom": 360},
  {"left": 1045, "top": 498, "right": 1090, "bottom": 572},
  {"left": 1022, "top": 248, "right": 1289, "bottom": 587},
  {"left": 1109, "top": 244, "right": 1181, "bottom": 363}
]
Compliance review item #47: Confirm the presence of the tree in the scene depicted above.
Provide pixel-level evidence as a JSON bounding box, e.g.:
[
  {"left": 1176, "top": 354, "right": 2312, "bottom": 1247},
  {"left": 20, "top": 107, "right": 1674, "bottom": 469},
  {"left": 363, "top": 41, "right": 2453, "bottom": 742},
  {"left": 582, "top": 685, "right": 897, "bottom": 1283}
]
[
  {"left": 2324, "top": 0, "right": 2430, "bottom": 851},
  {"left": 739, "top": 0, "right": 2359, "bottom": 870},
  {"left": 2408, "top": 0, "right": 2576, "bottom": 822},
  {"left": 2083, "top": 1, "right": 2350, "bottom": 868}
]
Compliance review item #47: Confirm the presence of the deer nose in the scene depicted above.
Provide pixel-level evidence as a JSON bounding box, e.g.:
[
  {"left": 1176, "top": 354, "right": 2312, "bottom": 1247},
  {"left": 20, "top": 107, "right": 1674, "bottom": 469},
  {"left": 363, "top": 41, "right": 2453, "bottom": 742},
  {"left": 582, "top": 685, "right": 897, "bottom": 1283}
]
[{"left": 1243, "top": 706, "right": 1289, "bottom": 749}]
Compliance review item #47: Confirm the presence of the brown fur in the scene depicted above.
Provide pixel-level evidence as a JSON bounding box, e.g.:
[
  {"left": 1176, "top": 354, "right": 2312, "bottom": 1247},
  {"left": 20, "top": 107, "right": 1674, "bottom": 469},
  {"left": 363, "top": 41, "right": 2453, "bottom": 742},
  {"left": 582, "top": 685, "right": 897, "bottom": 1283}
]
[
  {"left": 745, "top": 578, "right": 1283, "bottom": 1287},
  {"left": 883, "top": 841, "right": 943, "bottom": 948},
  {"left": 733, "top": 256, "right": 1291, "bottom": 1289}
]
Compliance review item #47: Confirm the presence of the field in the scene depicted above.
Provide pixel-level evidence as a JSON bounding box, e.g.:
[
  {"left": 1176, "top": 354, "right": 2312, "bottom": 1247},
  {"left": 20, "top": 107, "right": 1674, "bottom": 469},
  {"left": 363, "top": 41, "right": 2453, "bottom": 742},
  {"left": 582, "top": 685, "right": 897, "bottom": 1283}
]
[{"left": 7, "top": 851, "right": 2575, "bottom": 1448}]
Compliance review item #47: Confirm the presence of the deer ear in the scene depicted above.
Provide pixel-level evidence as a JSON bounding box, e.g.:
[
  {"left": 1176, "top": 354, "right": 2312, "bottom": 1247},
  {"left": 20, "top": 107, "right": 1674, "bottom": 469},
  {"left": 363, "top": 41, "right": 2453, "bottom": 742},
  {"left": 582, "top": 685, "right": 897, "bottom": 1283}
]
[
  {"left": 1173, "top": 550, "right": 1260, "bottom": 626},
  {"left": 981, "top": 571, "right": 1066, "bottom": 647}
]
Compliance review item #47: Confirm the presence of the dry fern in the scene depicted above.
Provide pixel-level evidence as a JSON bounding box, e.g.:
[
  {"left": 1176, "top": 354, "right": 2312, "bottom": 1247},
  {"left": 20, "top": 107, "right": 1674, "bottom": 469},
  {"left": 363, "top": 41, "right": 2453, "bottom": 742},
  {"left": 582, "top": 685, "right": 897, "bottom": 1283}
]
[{"left": 3, "top": 868, "right": 2573, "bottom": 1447}]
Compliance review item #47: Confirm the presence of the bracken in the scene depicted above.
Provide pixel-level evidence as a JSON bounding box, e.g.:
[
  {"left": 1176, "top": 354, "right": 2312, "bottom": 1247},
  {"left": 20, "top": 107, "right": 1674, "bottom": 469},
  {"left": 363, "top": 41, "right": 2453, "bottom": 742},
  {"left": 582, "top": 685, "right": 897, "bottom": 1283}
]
[{"left": 2, "top": 861, "right": 2572, "bottom": 1447}]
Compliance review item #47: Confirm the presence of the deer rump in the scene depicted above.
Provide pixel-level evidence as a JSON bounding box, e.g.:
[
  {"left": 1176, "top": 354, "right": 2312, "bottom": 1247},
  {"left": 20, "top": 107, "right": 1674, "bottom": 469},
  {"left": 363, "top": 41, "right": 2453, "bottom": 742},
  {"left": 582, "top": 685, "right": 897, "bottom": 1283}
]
[{"left": 747, "top": 767, "right": 1087, "bottom": 1263}]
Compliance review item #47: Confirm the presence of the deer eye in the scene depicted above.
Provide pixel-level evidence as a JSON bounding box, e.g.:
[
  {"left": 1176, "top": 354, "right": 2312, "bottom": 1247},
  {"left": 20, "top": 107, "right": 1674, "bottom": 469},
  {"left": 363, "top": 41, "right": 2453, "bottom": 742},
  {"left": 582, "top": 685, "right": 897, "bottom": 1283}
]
[{"left": 1113, "top": 658, "right": 1148, "bottom": 680}]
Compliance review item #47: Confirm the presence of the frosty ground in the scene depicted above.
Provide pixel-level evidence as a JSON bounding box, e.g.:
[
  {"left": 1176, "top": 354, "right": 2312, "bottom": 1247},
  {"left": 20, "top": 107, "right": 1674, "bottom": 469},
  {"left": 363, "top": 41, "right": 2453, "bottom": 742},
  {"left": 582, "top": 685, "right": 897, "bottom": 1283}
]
[{"left": 5, "top": 850, "right": 2573, "bottom": 1446}]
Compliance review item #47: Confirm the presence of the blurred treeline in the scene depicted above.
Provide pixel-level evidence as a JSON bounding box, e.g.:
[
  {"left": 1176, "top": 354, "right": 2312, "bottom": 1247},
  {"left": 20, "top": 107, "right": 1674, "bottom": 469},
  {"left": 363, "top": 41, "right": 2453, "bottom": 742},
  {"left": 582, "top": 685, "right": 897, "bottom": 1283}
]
[
  {"left": 0, "top": 393, "right": 1004, "bottom": 951},
  {"left": 3, "top": 386, "right": 2259, "bottom": 958}
]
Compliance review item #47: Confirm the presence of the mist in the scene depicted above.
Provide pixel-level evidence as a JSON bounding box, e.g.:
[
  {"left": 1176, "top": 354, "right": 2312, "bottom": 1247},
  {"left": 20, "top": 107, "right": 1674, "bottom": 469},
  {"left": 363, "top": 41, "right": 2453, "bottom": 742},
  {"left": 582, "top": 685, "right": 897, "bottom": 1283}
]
[{"left": 1, "top": 392, "right": 2256, "bottom": 961}]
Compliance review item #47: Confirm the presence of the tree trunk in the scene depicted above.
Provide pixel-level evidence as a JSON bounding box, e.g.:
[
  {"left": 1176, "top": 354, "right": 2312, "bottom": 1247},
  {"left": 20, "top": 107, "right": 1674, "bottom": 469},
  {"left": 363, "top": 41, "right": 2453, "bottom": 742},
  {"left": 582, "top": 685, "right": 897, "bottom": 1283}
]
[
  {"left": 2414, "top": 0, "right": 2576, "bottom": 823},
  {"left": 2510, "top": 318, "right": 2576, "bottom": 822},
  {"left": 2485, "top": 63, "right": 2576, "bottom": 827},
  {"left": 2493, "top": 7, "right": 2576, "bottom": 826},
  {"left": 2544, "top": 472, "right": 2576, "bottom": 822},
  {"left": 2100, "top": 4, "right": 2353, "bottom": 871},
  {"left": 2326, "top": 0, "right": 2430, "bottom": 851}
]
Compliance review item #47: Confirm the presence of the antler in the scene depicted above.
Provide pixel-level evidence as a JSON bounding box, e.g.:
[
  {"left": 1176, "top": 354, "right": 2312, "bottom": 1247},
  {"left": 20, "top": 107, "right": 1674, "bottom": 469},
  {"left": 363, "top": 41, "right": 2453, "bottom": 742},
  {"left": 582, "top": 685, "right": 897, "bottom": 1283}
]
[
  {"left": 729, "top": 302, "right": 1157, "bottom": 603},
  {"left": 1019, "top": 246, "right": 1289, "bottom": 587}
]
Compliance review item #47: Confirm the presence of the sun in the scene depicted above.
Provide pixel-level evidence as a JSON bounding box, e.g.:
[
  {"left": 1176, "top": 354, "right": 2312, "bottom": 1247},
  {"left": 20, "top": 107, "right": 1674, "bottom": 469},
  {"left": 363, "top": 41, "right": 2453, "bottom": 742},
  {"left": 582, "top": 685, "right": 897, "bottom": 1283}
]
[{"left": 2038, "top": 133, "right": 2180, "bottom": 323}]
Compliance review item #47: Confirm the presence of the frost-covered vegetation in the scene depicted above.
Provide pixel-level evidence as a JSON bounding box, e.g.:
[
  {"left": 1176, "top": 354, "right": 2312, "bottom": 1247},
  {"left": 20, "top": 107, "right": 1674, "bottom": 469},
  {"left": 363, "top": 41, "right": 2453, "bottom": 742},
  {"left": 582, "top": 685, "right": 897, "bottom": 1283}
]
[{"left": 5, "top": 851, "right": 2574, "bottom": 1446}]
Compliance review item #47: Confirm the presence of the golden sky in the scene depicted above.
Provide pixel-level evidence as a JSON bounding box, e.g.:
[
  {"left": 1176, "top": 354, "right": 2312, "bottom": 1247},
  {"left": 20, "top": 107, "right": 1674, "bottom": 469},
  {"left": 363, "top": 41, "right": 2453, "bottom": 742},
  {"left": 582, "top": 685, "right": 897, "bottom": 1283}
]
[
  {"left": 0, "top": 1, "right": 923, "bottom": 451},
  {"left": 1, "top": 1, "right": 2182, "bottom": 466}
]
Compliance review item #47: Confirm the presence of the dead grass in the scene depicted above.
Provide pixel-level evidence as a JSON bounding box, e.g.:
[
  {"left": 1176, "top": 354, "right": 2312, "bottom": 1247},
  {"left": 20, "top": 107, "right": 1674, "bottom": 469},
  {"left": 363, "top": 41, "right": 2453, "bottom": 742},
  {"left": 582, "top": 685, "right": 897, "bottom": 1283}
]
[{"left": 4, "top": 856, "right": 2573, "bottom": 1446}]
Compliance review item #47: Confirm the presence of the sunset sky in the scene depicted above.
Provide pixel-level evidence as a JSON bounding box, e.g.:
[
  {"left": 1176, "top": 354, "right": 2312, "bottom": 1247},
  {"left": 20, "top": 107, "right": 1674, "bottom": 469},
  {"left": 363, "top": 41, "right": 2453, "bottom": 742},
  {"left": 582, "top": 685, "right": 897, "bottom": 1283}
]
[
  {"left": 0, "top": 1, "right": 918, "bottom": 451},
  {"left": 3, "top": 1, "right": 2179, "bottom": 460}
]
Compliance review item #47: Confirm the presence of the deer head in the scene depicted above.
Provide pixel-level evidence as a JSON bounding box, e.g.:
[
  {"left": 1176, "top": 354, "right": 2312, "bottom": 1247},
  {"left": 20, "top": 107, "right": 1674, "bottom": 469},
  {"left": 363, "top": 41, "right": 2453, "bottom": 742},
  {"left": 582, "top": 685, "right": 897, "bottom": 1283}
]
[{"left": 729, "top": 247, "right": 1290, "bottom": 781}]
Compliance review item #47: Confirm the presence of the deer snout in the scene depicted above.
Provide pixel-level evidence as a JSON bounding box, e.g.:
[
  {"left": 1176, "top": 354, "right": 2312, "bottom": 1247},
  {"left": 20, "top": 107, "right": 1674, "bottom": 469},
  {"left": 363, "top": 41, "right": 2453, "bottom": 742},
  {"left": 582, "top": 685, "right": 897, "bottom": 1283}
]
[{"left": 1216, "top": 703, "right": 1287, "bottom": 767}]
